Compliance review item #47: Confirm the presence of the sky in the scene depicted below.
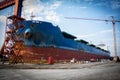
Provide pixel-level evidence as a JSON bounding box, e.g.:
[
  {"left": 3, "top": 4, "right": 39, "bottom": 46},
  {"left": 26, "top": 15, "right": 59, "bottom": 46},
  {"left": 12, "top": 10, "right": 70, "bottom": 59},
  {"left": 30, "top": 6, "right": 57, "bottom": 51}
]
[{"left": 0, "top": 0, "right": 120, "bottom": 57}]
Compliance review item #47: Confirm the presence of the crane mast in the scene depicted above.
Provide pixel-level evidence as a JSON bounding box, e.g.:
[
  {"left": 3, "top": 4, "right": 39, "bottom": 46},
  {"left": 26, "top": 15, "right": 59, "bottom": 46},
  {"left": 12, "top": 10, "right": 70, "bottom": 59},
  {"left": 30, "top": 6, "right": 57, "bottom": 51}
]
[{"left": 111, "top": 16, "right": 117, "bottom": 57}]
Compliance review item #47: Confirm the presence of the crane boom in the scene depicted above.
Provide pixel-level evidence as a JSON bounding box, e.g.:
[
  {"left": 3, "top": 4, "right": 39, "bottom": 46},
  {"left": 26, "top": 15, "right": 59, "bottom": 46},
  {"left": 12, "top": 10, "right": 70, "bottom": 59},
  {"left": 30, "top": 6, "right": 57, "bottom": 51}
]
[
  {"left": 0, "top": 0, "right": 23, "bottom": 17},
  {"left": 65, "top": 17, "right": 120, "bottom": 22},
  {"left": 0, "top": 0, "right": 15, "bottom": 10}
]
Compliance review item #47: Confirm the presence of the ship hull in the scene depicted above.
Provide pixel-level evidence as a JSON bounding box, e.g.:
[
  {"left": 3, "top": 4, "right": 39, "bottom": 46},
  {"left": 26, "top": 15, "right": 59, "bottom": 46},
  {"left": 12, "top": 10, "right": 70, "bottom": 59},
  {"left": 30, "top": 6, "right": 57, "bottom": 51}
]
[
  {"left": 2, "top": 20, "right": 110, "bottom": 63},
  {"left": 21, "top": 47, "right": 110, "bottom": 63}
]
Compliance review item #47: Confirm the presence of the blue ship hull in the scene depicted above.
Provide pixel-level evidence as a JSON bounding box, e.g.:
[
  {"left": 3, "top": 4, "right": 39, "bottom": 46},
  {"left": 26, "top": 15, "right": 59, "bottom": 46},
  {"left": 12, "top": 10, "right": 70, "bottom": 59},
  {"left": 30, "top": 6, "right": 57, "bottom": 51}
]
[{"left": 7, "top": 20, "right": 110, "bottom": 62}]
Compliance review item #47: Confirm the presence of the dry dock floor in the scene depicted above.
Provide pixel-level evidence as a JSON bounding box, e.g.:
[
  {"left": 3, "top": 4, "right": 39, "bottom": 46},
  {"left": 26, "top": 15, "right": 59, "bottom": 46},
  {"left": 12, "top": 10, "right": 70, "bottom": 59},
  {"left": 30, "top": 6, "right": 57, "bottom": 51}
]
[{"left": 0, "top": 61, "right": 120, "bottom": 80}]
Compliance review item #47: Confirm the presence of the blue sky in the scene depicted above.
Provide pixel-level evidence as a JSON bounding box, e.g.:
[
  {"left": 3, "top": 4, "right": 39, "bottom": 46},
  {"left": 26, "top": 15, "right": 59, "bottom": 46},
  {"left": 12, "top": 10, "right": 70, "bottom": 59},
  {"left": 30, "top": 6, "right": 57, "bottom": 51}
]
[{"left": 0, "top": 0, "right": 120, "bottom": 57}]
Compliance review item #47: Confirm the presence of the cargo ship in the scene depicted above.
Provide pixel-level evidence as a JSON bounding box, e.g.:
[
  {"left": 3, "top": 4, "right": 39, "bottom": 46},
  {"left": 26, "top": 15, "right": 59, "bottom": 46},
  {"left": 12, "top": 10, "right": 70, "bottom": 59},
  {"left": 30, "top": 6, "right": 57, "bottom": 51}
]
[{"left": 1, "top": 17, "right": 110, "bottom": 63}]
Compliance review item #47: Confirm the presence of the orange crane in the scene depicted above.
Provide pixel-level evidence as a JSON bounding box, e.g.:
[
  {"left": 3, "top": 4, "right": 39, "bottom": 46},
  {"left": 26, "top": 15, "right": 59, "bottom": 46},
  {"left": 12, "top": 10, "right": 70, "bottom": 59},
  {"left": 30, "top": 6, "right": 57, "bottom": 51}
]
[
  {"left": 0, "top": 0, "right": 23, "bottom": 17},
  {"left": 65, "top": 16, "right": 120, "bottom": 62}
]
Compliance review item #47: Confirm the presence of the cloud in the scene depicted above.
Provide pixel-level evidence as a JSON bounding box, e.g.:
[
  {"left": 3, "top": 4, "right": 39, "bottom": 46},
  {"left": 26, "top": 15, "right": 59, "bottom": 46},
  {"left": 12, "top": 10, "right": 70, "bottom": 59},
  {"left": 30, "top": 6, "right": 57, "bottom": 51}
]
[
  {"left": 34, "top": 17, "right": 43, "bottom": 21},
  {"left": 94, "top": 2, "right": 107, "bottom": 7},
  {"left": 77, "top": 29, "right": 112, "bottom": 38},
  {"left": 49, "top": 1, "right": 61, "bottom": 10},
  {"left": 84, "top": 0, "right": 120, "bottom": 9},
  {"left": 84, "top": 0, "right": 94, "bottom": 5},
  {"left": 22, "top": 0, "right": 43, "bottom": 19},
  {"left": 22, "top": 0, "right": 61, "bottom": 23},
  {"left": 110, "top": 1, "right": 120, "bottom": 9},
  {"left": 45, "top": 10, "right": 60, "bottom": 22},
  {"left": 77, "top": 33, "right": 96, "bottom": 38},
  {"left": 99, "top": 29, "right": 112, "bottom": 34},
  {"left": 68, "top": 5, "right": 87, "bottom": 9},
  {"left": 0, "top": 15, "right": 6, "bottom": 23}
]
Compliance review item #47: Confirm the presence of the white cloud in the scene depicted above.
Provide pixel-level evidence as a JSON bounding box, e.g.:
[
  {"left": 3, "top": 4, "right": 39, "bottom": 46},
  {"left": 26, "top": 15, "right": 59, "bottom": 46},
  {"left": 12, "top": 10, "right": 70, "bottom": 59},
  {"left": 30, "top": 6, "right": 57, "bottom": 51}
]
[
  {"left": 99, "top": 29, "right": 112, "bottom": 34},
  {"left": 44, "top": 10, "right": 60, "bottom": 22},
  {"left": 49, "top": 1, "right": 61, "bottom": 10},
  {"left": 77, "top": 33, "right": 96, "bottom": 38},
  {"left": 94, "top": 2, "right": 107, "bottom": 7},
  {"left": 87, "top": 0, "right": 120, "bottom": 10},
  {"left": 22, "top": 0, "right": 61, "bottom": 23},
  {"left": 44, "top": 1, "right": 61, "bottom": 23},
  {"left": 77, "top": 29, "right": 112, "bottom": 38},
  {"left": 0, "top": 15, "right": 6, "bottom": 23},
  {"left": 22, "top": 0, "right": 43, "bottom": 19},
  {"left": 111, "top": 1, "right": 120, "bottom": 9},
  {"left": 34, "top": 17, "right": 43, "bottom": 21}
]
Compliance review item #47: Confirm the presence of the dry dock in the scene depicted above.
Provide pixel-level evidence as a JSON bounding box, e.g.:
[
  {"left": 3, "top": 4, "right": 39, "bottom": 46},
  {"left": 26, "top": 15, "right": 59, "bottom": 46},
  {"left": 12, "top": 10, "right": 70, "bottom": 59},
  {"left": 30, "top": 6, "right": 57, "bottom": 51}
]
[{"left": 0, "top": 61, "right": 120, "bottom": 80}]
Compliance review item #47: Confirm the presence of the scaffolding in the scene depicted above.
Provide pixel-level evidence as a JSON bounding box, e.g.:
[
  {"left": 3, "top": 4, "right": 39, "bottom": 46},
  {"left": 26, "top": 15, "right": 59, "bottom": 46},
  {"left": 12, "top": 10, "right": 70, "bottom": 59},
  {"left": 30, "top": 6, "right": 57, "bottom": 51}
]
[{"left": 1, "top": 15, "right": 25, "bottom": 64}]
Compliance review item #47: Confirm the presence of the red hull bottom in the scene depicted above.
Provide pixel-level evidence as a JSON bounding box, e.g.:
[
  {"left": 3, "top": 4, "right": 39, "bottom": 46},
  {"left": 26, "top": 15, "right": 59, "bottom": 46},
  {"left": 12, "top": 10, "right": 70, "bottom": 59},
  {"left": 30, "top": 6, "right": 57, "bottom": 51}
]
[{"left": 20, "top": 47, "right": 110, "bottom": 62}]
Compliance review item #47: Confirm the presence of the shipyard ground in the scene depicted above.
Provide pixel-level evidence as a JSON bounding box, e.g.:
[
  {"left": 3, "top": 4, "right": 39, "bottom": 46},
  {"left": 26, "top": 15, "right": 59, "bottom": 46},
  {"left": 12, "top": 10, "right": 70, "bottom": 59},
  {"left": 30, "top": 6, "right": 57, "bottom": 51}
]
[{"left": 0, "top": 61, "right": 120, "bottom": 80}]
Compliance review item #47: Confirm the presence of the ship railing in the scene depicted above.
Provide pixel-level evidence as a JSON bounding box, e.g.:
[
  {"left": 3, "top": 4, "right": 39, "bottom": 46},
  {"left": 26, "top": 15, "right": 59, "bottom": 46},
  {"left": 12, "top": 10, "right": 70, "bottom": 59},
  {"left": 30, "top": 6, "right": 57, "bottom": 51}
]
[{"left": 57, "top": 46, "right": 78, "bottom": 51}]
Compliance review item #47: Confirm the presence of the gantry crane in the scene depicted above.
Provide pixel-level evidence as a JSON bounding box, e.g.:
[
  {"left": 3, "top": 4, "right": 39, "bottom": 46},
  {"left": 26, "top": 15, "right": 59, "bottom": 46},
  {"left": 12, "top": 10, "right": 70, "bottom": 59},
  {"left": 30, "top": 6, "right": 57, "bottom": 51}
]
[
  {"left": 65, "top": 16, "right": 120, "bottom": 62},
  {"left": 0, "top": 0, "right": 25, "bottom": 64},
  {"left": 0, "top": 0, "right": 23, "bottom": 17}
]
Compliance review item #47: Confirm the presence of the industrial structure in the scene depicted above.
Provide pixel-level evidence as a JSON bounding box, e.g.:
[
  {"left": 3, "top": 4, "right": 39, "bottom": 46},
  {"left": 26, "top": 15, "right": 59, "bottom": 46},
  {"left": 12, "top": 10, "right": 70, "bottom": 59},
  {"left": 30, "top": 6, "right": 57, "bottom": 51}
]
[
  {"left": 0, "top": 0, "right": 25, "bottom": 64},
  {"left": 0, "top": 0, "right": 112, "bottom": 64}
]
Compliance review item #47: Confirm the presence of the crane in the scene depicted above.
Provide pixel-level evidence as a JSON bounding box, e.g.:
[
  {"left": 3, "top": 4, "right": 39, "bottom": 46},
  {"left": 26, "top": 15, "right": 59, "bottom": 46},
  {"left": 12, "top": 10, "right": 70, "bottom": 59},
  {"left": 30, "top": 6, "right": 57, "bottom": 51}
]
[
  {"left": 65, "top": 16, "right": 120, "bottom": 62},
  {"left": 0, "top": 0, "right": 23, "bottom": 17}
]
